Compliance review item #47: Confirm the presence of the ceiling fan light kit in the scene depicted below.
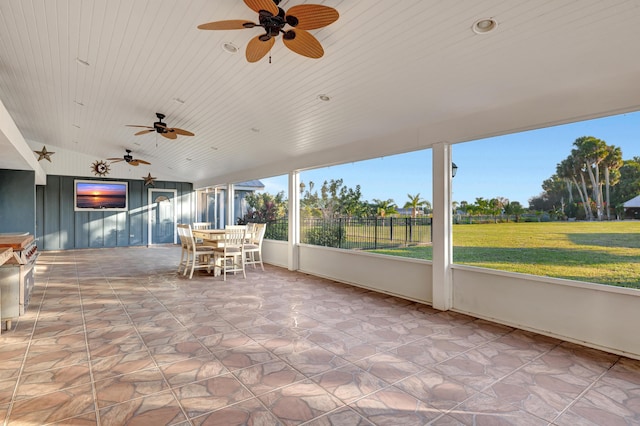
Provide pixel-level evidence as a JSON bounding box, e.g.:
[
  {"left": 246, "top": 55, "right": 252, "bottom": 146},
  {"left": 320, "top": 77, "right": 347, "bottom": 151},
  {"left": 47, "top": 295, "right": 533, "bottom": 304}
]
[{"left": 198, "top": 0, "right": 339, "bottom": 63}]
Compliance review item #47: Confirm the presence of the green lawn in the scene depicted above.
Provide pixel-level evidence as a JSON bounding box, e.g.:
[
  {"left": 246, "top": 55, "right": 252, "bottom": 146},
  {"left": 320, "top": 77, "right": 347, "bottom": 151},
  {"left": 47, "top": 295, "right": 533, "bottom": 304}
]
[{"left": 370, "top": 221, "right": 640, "bottom": 288}]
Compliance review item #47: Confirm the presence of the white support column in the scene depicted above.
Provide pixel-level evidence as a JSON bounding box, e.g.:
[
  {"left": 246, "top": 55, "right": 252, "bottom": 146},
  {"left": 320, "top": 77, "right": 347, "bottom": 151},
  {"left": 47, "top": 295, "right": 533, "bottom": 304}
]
[
  {"left": 432, "top": 143, "right": 454, "bottom": 311},
  {"left": 213, "top": 188, "right": 218, "bottom": 228},
  {"left": 226, "top": 183, "right": 235, "bottom": 226},
  {"left": 288, "top": 171, "right": 300, "bottom": 271}
]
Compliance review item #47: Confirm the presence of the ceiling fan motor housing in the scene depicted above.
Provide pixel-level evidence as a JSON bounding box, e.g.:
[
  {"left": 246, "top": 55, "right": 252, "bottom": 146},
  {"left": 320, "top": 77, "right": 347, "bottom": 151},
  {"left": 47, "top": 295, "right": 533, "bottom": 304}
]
[
  {"left": 153, "top": 121, "right": 167, "bottom": 133},
  {"left": 258, "top": 7, "right": 289, "bottom": 40},
  {"left": 153, "top": 113, "right": 167, "bottom": 133}
]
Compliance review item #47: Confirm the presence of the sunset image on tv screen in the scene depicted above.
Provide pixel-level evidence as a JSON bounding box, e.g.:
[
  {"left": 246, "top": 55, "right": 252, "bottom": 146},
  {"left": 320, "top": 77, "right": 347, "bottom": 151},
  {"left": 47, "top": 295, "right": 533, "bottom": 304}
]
[{"left": 76, "top": 182, "right": 127, "bottom": 209}]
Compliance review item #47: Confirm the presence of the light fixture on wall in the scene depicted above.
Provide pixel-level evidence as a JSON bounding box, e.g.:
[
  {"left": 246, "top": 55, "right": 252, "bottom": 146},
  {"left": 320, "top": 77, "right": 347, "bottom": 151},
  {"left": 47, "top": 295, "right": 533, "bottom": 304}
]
[{"left": 452, "top": 162, "right": 458, "bottom": 178}]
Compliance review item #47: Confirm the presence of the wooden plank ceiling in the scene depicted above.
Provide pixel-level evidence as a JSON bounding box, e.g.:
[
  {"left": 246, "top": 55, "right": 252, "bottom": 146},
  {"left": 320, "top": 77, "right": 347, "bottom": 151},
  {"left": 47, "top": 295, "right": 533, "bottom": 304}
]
[{"left": 1, "top": 0, "right": 640, "bottom": 187}]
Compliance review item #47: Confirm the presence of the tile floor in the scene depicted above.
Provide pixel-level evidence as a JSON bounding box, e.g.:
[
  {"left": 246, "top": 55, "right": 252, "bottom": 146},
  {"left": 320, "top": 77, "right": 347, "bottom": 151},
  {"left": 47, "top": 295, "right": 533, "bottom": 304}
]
[{"left": 0, "top": 246, "right": 638, "bottom": 425}]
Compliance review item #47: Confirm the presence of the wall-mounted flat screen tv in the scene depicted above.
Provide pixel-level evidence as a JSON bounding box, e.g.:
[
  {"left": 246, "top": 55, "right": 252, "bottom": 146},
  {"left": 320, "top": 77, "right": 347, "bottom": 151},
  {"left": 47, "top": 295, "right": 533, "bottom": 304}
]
[{"left": 74, "top": 180, "right": 128, "bottom": 211}]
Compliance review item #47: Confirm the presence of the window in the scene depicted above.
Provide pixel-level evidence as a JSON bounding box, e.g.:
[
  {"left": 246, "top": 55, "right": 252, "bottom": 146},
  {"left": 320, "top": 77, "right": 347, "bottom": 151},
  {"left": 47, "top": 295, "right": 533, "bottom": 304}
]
[
  {"left": 298, "top": 150, "right": 433, "bottom": 253},
  {"left": 451, "top": 112, "right": 640, "bottom": 288}
]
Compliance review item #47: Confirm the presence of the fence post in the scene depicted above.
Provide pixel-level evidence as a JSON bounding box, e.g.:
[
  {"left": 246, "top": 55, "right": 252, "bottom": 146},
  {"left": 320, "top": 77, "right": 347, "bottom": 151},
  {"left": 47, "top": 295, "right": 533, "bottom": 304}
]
[
  {"left": 338, "top": 217, "right": 342, "bottom": 249},
  {"left": 430, "top": 217, "right": 433, "bottom": 243},
  {"left": 390, "top": 217, "right": 393, "bottom": 244},
  {"left": 374, "top": 217, "right": 378, "bottom": 250}
]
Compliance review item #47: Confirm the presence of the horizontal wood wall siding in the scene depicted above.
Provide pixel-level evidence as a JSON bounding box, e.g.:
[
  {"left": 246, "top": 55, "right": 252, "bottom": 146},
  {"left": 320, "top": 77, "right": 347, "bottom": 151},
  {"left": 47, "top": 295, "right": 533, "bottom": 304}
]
[{"left": 36, "top": 175, "right": 193, "bottom": 251}]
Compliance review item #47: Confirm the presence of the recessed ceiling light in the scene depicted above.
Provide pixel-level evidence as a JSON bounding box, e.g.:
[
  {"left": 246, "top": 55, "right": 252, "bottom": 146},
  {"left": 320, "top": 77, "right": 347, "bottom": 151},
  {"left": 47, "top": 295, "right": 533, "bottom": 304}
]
[
  {"left": 222, "top": 42, "right": 239, "bottom": 54},
  {"left": 472, "top": 18, "right": 497, "bottom": 34},
  {"left": 75, "top": 57, "right": 90, "bottom": 66},
  {"left": 318, "top": 94, "right": 330, "bottom": 102}
]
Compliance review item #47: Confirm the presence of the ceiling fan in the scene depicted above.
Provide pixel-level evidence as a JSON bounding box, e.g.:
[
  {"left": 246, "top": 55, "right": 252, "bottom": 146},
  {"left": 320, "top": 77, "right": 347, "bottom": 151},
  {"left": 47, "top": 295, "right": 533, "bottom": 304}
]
[
  {"left": 198, "top": 0, "right": 339, "bottom": 63},
  {"left": 107, "top": 149, "right": 151, "bottom": 167},
  {"left": 127, "top": 113, "right": 194, "bottom": 140}
]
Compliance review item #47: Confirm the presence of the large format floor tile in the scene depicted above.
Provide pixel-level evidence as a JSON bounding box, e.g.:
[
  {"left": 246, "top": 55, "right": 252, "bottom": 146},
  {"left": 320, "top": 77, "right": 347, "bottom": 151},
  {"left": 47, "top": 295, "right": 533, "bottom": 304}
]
[{"left": 0, "top": 246, "right": 637, "bottom": 425}]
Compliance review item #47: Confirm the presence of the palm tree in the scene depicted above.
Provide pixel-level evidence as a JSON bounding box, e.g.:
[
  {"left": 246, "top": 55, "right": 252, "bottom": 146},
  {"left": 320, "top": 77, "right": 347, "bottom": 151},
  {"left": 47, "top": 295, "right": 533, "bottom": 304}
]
[
  {"left": 559, "top": 152, "right": 592, "bottom": 220},
  {"left": 403, "top": 193, "right": 427, "bottom": 218},
  {"left": 602, "top": 145, "right": 623, "bottom": 220},
  {"left": 372, "top": 198, "right": 397, "bottom": 218},
  {"left": 504, "top": 201, "right": 526, "bottom": 222},
  {"left": 573, "top": 136, "right": 608, "bottom": 220}
]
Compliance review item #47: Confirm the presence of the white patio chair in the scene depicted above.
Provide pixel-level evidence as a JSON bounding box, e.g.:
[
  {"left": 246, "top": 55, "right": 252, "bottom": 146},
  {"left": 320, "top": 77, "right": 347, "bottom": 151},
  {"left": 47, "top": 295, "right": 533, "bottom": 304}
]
[
  {"left": 177, "top": 224, "right": 215, "bottom": 279},
  {"left": 192, "top": 222, "right": 212, "bottom": 230},
  {"left": 244, "top": 223, "right": 266, "bottom": 271},
  {"left": 212, "top": 226, "right": 246, "bottom": 281},
  {"left": 192, "top": 222, "right": 212, "bottom": 243}
]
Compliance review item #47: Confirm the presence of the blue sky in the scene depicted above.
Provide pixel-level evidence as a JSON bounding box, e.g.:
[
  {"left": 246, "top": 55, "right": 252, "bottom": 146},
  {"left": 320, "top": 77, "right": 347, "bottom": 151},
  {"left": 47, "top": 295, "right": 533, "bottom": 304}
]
[{"left": 260, "top": 111, "right": 640, "bottom": 207}]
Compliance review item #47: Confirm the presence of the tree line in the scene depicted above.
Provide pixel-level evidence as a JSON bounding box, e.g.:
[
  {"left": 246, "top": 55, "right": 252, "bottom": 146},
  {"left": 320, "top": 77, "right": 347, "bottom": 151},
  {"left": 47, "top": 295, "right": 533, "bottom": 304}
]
[
  {"left": 240, "top": 135, "right": 640, "bottom": 224},
  {"left": 454, "top": 198, "right": 527, "bottom": 222},
  {"left": 530, "top": 136, "right": 640, "bottom": 220},
  {"left": 240, "top": 178, "right": 435, "bottom": 223}
]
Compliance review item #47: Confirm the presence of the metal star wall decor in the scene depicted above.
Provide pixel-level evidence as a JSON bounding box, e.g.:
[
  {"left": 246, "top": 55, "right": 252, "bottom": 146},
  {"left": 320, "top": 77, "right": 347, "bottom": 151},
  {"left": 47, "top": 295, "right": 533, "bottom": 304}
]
[
  {"left": 142, "top": 172, "right": 157, "bottom": 186},
  {"left": 34, "top": 146, "right": 55, "bottom": 162}
]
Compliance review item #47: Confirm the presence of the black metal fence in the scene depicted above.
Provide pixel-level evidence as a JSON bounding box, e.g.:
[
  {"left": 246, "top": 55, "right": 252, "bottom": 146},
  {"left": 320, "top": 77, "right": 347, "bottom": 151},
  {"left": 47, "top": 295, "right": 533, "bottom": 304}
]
[
  {"left": 265, "top": 217, "right": 432, "bottom": 250},
  {"left": 264, "top": 218, "right": 288, "bottom": 241}
]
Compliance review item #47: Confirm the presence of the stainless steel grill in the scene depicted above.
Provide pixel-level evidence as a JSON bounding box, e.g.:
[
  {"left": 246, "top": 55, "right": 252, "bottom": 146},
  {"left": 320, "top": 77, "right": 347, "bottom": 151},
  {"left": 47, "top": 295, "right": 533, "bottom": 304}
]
[{"left": 0, "top": 234, "right": 38, "bottom": 330}]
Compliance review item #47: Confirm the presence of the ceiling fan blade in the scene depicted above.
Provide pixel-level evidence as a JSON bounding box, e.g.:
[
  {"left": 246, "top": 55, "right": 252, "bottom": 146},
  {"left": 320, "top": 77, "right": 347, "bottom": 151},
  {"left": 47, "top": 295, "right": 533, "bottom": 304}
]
[
  {"left": 161, "top": 131, "right": 178, "bottom": 140},
  {"left": 197, "top": 20, "right": 255, "bottom": 30},
  {"left": 135, "top": 159, "right": 151, "bottom": 165},
  {"left": 128, "top": 160, "right": 140, "bottom": 166},
  {"left": 126, "top": 125, "right": 153, "bottom": 128},
  {"left": 286, "top": 5, "right": 339, "bottom": 30},
  {"left": 134, "top": 129, "right": 155, "bottom": 136},
  {"left": 246, "top": 35, "right": 275, "bottom": 62},
  {"left": 171, "top": 127, "right": 195, "bottom": 137},
  {"left": 106, "top": 157, "right": 124, "bottom": 162},
  {"left": 282, "top": 29, "right": 324, "bottom": 59},
  {"left": 244, "top": 0, "right": 278, "bottom": 15}
]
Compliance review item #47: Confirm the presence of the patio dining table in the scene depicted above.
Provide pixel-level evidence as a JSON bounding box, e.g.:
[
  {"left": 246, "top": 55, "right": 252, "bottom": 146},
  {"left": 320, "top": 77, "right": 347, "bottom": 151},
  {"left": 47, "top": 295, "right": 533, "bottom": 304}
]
[
  {"left": 191, "top": 228, "right": 229, "bottom": 277},
  {"left": 192, "top": 228, "right": 226, "bottom": 247}
]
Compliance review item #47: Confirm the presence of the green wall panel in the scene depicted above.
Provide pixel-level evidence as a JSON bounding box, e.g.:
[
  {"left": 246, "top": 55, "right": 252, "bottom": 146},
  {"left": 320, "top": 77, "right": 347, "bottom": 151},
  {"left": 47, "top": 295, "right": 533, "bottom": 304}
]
[
  {"left": 0, "top": 169, "right": 36, "bottom": 236},
  {"left": 34, "top": 175, "right": 193, "bottom": 250}
]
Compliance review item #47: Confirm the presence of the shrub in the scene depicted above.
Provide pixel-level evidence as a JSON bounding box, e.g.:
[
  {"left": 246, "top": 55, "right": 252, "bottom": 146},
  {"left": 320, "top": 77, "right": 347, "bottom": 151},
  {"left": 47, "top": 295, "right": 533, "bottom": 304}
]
[{"left": 304, "top": 225, "right": 345, "bottom": 248}]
